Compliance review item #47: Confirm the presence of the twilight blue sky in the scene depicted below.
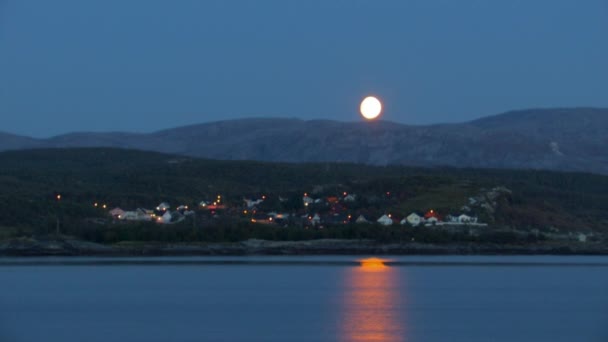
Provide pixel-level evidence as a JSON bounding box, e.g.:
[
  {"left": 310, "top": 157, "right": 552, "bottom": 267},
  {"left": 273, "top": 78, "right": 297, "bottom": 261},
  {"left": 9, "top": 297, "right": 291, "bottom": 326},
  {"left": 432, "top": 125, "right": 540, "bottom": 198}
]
[{"left": 1, "top": 0, "right": 607, "bottom": 137}]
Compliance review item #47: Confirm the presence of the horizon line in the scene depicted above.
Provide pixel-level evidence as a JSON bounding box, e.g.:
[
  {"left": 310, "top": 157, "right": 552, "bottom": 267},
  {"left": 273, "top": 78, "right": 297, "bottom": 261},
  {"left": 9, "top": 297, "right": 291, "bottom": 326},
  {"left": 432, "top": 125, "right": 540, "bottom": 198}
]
[{"left": 2, "top": 106, "right": 605, "bottom": 139}]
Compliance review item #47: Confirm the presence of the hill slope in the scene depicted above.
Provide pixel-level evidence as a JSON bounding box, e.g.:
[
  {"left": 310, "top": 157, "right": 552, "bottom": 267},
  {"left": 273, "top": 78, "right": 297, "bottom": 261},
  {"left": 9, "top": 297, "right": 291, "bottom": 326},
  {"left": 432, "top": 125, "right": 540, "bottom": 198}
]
[
  {"left": 1, "top": 108, "right": 607, "bottom": 174},
  {"left": 0, "top": 132, "right": 39, "bottom": 150},
  {"left": 1, "top": 148, "right": 608, "bottom": 252}
]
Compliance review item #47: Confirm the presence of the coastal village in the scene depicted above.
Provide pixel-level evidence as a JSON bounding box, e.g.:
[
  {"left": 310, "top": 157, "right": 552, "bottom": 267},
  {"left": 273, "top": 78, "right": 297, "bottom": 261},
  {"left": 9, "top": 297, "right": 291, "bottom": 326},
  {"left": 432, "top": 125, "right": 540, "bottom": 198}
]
[
  {"left": 51, "top": 184, "right": 593, "bottom": 244},
  {"left": 100, "top": 191, "right": 489, "bottom": 230}
]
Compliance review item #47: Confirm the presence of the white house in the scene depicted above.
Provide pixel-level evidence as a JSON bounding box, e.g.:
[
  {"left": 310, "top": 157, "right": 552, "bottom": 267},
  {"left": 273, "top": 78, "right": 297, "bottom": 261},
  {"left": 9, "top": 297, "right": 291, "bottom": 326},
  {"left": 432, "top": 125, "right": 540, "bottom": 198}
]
[
  {"left": 578, "top": 233, "right": 587, "bottom": 243},
  {"left": 139, "top": 208, "right": 154, "bottom": 215},
  {"left": 425, "top": 217, "right": 439, "bottom": 226},
  {"left": 458, "top": 214, "right": 473, "bottom": 223},
  {"left": 356, "top": 215, "right": 369, "bottom": 224},
  {"left": 406, "top": 213, "right": 422, "bottom": 227},
  {"left": 122, "top": 211, "right": 139, "bottom": 220},
  {"left": 311, "top": 214, "right": 321, "bottom": 226},
  {"left": 120, "top": 211, "right": 139, "bottom": 221},
  {"left": 122, "top": 210, "right": 152, "bottom": 221},
  {"left": 109, "top": 207, "right": 125, "bottom": 219},
  {"left": 156, "top": 202, "right": 170, "bottom": 211},
  {"left": 302, "top": 196, "right": 314, "bottom": 205},
  {"left": 244, "top": 198, "right": 264, "bottom": 208},
  {"left": 377, "top": 215, "right": 393, "bottom": 226},
  {"left": 159, "top": 211, "right": 172, "bottom": 224},
  {"left": 344, "top": 194, "right": 357, "bottom": 202}
]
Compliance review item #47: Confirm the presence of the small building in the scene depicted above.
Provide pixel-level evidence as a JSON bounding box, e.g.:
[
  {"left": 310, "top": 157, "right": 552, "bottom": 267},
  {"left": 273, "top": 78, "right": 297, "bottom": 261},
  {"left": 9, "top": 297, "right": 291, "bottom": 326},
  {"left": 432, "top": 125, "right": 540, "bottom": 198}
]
[
  {"left": 344, "top": 194, "right": 357, "bottom": 202},
  {"left": 122, "top": 209, "right": 152, "bottom": 221},
  {"left": 122, "top": 211, "right": 139, "bottom": 220},
  {"left": 405, "top": 213, "right": 422, "bottom": 227},
  {"left": 578, "top": 233, "right": 587, "bottom": 243},
  {"left": 244, "top": 198, "right": 264, "bottom": 208},
  {"left": 377, "top": 215, "right": 393, "bottom": 226},
  {"left": 159, "top": 211, "right": 172, "bottom": 224},
  {"left": 356, "top": 215, "right": 369, "bottom": 224},
  {"left": 424, "top": 209, "right": 440, "bottom": 221},
  {"left": 272, "top": 213, "right": 290, "bottom": 219},
  {"left": 109, "top": 207, "right": 125, "bottom": 219},
  {"left": 458, "top": 214, "right": 474, "bottom": 224},
  {"left": 156, "top": 202, "right": 170, "bottom": 211},
  {"left": 139, "top": 208, "right": 154, "bottom": 216},
  {"left": 327, "top": 196, "right": 339, "bottom": 204},
  {"left": 425, "top": 217, "right": 439, "bottom": 226},
  {"left": 251, "top": 213, "right": 274, "bottom": 224},
  {"left": 311, "top": 214, "right": 321, "bottom": 226}
]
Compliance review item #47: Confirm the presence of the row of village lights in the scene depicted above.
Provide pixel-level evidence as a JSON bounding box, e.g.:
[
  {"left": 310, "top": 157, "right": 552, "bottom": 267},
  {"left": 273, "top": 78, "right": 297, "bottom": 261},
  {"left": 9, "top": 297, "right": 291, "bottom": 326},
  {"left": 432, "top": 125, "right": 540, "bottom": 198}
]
[
  {"left": 57, "top": 192, "right": 437, "bottom": 224},
  {"left": 56, "top": 194, "right": 226, "bottom": 210},
  {"left": 56, "top": 194, "right": 108, "bottom": 209},
  {"left": 58, "top": 192, "right": 408, "bottom": 214}
]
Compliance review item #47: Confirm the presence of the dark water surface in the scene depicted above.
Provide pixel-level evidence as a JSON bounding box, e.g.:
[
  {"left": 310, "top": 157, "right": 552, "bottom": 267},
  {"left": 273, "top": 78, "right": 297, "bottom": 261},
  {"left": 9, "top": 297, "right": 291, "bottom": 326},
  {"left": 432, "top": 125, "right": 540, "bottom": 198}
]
[{"left": 1, "top": 256, "right": 607, "bottom": 342}]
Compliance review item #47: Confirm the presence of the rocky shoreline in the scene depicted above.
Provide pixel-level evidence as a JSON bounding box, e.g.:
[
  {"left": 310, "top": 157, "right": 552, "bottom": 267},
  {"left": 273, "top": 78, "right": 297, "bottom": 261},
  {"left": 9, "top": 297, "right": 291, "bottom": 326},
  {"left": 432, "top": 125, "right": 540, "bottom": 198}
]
[{"left": 1, "top": 236, "right": 607, "bottom": 256}]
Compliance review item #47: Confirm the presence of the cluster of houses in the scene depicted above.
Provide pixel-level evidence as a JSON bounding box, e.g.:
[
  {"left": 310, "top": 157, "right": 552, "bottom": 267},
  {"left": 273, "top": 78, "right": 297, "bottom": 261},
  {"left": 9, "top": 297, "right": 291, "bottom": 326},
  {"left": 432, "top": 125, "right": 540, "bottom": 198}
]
[
  {"left": 371, "top": 210, "right": 486, "bottom": 227},
  {"left": 108, "top": 202, "right": 195, "bottom": 224},
  {"left": 289, "top": 209, "right": 484, "bottom": 228},
  {"left": 103, "top": 192, "right": 487, "bottom": 228}
]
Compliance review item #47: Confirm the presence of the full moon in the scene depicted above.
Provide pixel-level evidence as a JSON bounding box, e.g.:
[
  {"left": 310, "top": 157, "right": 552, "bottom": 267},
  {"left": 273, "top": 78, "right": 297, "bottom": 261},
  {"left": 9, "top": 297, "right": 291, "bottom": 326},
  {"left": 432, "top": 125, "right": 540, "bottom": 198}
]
[{"left": 360, "top": 96, "right": 382, "bottom": 120}]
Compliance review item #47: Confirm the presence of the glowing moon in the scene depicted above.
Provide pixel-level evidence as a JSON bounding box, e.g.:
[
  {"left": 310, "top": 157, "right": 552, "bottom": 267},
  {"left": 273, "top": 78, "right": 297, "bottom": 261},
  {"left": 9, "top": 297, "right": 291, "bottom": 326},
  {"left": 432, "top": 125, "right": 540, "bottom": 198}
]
[{"left": 360, "top": 96, "right": 382, "bottom": 120}]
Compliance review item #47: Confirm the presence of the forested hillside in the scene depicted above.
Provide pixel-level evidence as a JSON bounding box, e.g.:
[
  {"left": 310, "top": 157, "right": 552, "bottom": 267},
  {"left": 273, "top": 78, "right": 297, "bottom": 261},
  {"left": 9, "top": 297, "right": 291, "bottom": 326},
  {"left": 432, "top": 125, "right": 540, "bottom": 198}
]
[{"left": 1, "top": 148, "right": 607, "bottom": 245}]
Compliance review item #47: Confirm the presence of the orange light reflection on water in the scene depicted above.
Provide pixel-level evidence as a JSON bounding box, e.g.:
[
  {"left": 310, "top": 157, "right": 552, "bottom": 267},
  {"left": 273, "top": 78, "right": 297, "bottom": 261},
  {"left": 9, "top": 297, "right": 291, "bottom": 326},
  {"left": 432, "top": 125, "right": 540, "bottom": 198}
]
[
  {"left": 340, "top": 258, "right": 405, "bottom": 342},
  {"left": 359, "top": 258, "right": 389, "bottom": 271}
]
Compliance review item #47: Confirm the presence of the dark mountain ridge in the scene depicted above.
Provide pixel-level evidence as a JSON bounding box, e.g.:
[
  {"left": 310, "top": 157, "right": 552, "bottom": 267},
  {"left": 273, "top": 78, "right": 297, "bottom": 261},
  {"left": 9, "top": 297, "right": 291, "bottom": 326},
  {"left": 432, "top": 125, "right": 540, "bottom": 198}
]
[{"left": 1, "top": 108, "right": 607, "bottom": 174}]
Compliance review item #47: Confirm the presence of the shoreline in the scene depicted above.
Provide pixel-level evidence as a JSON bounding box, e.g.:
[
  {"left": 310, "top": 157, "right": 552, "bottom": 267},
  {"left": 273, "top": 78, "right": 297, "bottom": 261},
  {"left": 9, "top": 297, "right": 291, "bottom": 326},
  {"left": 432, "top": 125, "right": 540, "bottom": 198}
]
[{"left": 1, "top": 237, "right": 607, "bottom": 257}]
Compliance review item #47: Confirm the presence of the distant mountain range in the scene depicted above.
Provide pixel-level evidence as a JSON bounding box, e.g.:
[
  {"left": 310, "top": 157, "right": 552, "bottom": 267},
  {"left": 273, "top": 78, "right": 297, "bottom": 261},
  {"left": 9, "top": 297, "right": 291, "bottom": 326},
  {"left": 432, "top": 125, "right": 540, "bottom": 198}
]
[{"left": 1, "top": 108, "right": 607, "bottom": 174}]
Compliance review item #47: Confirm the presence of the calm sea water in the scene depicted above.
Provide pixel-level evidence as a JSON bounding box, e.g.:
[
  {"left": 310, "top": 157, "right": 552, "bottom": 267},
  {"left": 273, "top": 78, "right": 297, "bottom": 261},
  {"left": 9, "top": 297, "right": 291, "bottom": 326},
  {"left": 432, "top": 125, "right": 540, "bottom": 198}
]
[{"left": 0, "top": 256, "right": 607, "bottom": 342}]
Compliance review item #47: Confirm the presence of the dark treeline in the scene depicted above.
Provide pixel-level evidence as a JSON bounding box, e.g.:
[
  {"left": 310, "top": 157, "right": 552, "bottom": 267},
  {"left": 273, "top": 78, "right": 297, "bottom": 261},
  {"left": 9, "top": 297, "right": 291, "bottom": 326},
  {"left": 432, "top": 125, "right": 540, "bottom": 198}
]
[{"left": 51, "top": 219, "right": 545, "bottom": 246}]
